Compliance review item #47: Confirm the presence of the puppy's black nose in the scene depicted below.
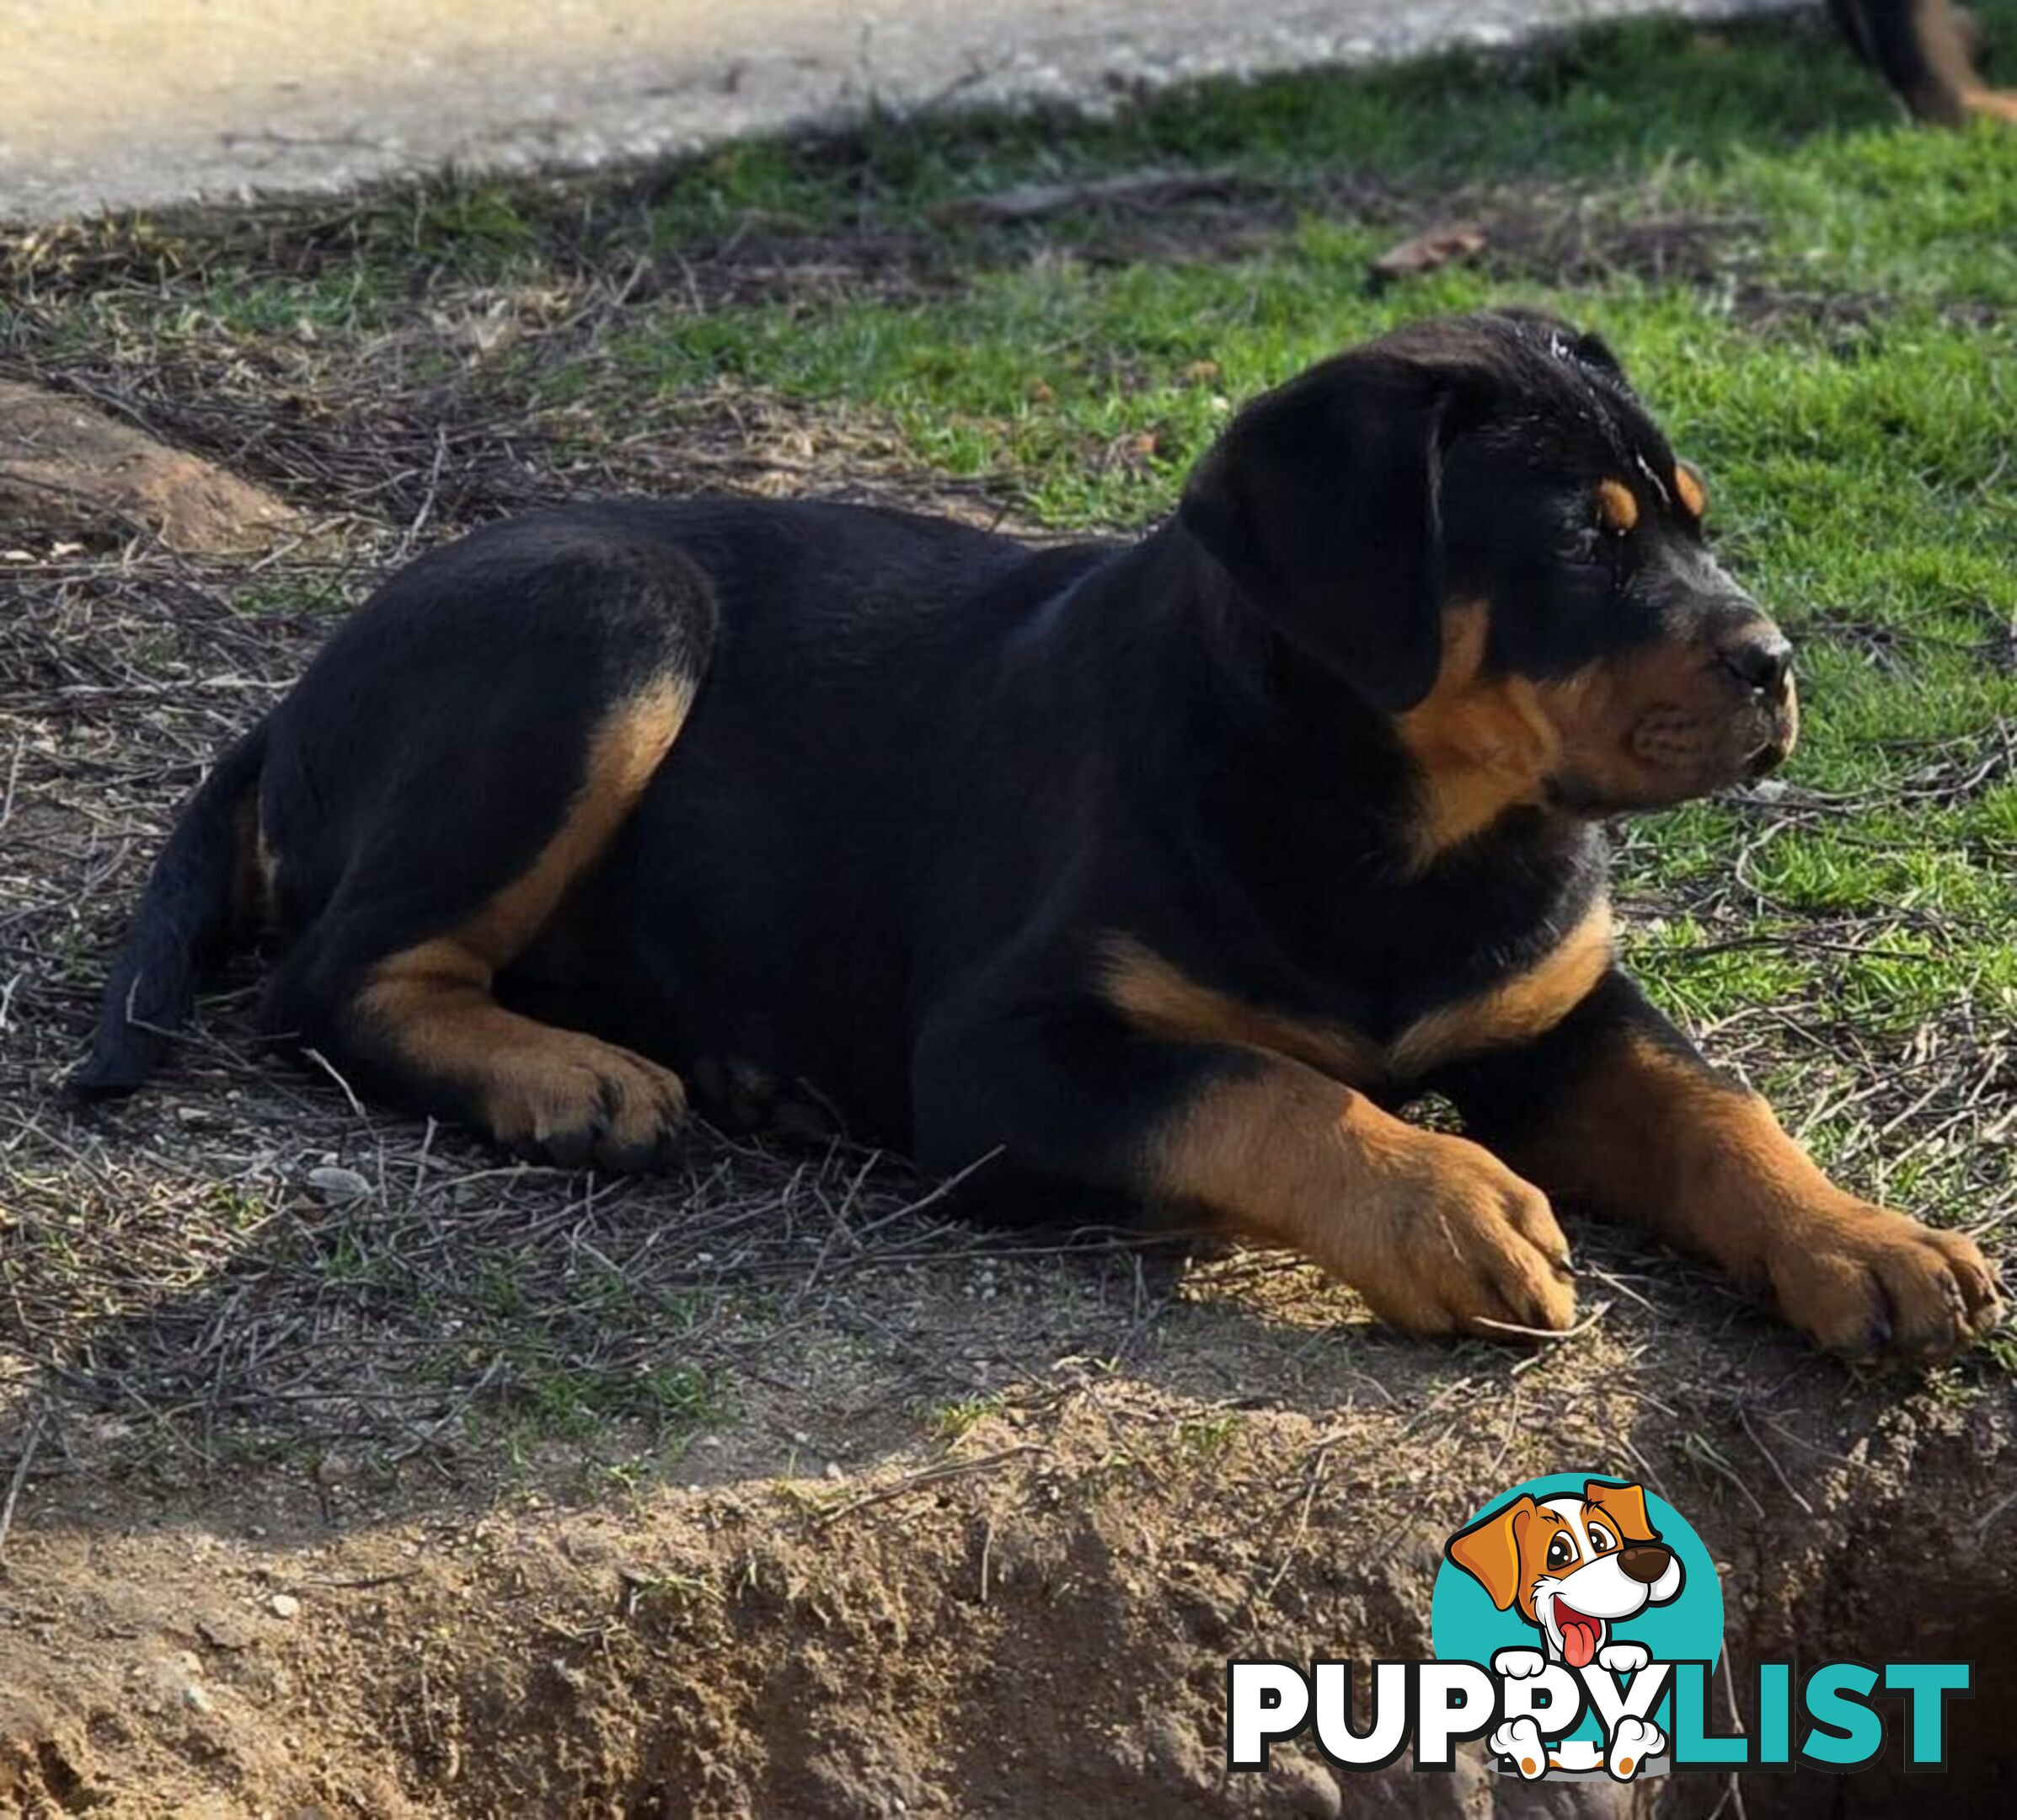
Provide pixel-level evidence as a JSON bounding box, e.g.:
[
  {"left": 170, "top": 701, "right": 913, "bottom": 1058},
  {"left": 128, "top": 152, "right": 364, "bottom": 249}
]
[
  {"left": 1619, "top": 1544, "right": 1672, "bottom": 1585},
  {"left": 1718, "top": 633, "right": 1793, "bottom": 695}
]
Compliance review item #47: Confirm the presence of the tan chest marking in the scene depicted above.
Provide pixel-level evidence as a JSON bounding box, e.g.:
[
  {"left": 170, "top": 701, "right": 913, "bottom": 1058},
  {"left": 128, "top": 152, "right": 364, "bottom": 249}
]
[
  {"left": 1394, "top": 604, "right": 1570, "bottom": 867},
  {"left": 1387, "top": 896, "right": 1613, "bottom": 1077},
  {"left": 1100, "top": 938, "right": 1384, "bottom": 1084},
  {"left": 1100, "top": 896, "right": 1612, "bottom": 1085}
]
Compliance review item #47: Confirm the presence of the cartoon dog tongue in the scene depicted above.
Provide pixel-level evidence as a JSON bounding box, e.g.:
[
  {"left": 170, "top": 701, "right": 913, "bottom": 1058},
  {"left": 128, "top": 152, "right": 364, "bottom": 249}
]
[{"left": 1555, "top": 1603, "right": 1602, "bottom": 1668}]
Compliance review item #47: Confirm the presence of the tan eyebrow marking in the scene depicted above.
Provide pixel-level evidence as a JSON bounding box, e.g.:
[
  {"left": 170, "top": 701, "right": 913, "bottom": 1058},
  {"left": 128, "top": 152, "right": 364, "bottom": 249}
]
[
  {"left": 1674, "top": 464, "right": 1708, "bottom": 519},
  {"left": 1596, "top": 479, "right": 1639, "bottom": 533}
]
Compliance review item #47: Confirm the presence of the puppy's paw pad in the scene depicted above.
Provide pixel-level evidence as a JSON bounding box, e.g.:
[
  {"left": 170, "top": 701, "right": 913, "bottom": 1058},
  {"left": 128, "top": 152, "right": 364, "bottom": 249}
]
[
  {"left": 1607, "top": 1716, "right": 1664, "bottom": 1781},
  {"left": 1489, "top": 1718, "right": 1547, "bottom": 1780}
]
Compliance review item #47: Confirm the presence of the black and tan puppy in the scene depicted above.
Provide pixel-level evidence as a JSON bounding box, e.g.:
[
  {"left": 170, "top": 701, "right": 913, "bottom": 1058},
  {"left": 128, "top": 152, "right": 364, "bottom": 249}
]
[{"left": 80, "top": 310, "right": 1999, "bottom": 1357}]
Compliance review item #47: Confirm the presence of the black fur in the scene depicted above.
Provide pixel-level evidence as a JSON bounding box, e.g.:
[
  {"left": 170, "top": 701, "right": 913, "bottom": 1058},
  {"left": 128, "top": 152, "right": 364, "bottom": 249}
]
[
  {"left": 78, "top": 723, "right": 267, "bottom": 1092},
  {"left": 1831, "top": 0, "right": 2001, "bottom": 124},
  {"left": 80, "top": 310, "right": 1779, "bottom": 1227}
]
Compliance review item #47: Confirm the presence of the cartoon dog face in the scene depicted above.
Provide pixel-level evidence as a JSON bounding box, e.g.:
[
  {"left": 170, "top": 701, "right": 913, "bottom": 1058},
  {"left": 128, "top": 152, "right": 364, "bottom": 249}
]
[{"left": 1446, "top": 1480, "right": 1684, "bottom": 1668}]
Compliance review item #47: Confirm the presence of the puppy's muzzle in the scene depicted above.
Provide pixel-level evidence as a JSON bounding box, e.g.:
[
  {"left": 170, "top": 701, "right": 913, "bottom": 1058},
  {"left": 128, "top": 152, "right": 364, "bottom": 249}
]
[{"left": 1715, "top": 613, "right": 1797, "bottom": 776}]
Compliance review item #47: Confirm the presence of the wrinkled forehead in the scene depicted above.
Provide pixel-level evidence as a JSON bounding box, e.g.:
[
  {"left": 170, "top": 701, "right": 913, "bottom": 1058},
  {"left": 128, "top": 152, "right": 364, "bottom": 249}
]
[{"left": 1470, "top": 370, "right": 1678, "bottom": 492}]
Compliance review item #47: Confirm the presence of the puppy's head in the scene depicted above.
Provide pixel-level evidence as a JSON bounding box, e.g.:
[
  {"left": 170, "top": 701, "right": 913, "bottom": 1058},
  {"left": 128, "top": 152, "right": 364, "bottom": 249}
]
[
  {"left": 1445, "top": 1479, "right": 1684, "bottom": 1668},
  {"left": 1180, "top": 312, "right": 1795, "bottom": 839}
]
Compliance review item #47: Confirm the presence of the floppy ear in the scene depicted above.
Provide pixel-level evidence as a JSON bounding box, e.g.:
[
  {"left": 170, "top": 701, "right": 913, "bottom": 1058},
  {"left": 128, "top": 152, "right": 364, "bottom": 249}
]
[
  {"left": 1446, "top": 1494, "right": 1536, "bottom": 1611},
  {"left": 1584, "top": 1480, "right": 1658, "bottom": 1544},
  {"left": 1178, "top": 351, "right": 1452, "bottom": 713}
]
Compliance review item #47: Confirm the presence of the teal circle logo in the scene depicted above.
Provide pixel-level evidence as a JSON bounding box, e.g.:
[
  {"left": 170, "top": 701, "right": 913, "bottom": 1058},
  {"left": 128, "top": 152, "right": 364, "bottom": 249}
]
[{"left": 1431, "top": 1475, "right": 1723, "bottom": 1776}]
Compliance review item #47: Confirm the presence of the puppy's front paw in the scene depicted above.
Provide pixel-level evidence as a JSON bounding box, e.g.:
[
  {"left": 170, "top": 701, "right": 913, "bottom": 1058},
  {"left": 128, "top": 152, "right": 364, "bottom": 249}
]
[
  {"left": 1489, "top": 1717, "right": 1549, "bottom": 1780},
  {"left": 1491, "top": 1648, "right": 1548, "bottom": 1680},
  {"left": 1769, "top": 1202, "right": 2003, "bottom": 1358},
  {"left": 1597, "top": 1641, "right": 1649, "bottom": 1676},
  {"left": 1359, "top": 1133, "right": 1577, "bottom": 1339},
  {"left": 1606, "top": 1716, "right": 1664, "bottom": 1780}
]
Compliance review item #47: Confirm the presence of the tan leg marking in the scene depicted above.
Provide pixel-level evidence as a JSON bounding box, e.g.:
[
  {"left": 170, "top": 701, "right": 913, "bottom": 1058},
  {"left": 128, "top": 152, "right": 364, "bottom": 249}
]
[
  {"left": 1963, "top": 88, "right": 2017, "bottom": 122},
  {"left": 1893, "top": 0, "right": 1999, "bottom": 124},
  {"left": 354, "top": 680, "right": 693, "bottom": 1168},
  {"left": 1148, "top": 1058, "right": 1576, "bottom": 1337},
  {"left": 1506, "top": 1033, "right": 2003, "bottom": 1356},
  {"left": 456, "top": 677, "right": 691, "bottom": 966}
]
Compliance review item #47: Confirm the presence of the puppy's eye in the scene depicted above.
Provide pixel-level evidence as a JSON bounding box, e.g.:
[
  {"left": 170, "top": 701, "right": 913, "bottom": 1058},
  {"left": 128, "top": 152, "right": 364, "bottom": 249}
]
[
  {"left": 1546, "top": 1534, "right": 1577, "bottom": 1570},
  {"left": 1586, "top": 1523, "right": 1617, "bottom": 1554},
  {"left": 1561, "top": 526, "right": 1606, "bottom": 567}
]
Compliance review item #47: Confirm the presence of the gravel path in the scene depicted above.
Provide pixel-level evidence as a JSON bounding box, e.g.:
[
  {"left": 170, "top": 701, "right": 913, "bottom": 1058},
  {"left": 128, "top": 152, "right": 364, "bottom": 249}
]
[{"left": 1, "top": 0, "right": 1791, "bottom": 224}]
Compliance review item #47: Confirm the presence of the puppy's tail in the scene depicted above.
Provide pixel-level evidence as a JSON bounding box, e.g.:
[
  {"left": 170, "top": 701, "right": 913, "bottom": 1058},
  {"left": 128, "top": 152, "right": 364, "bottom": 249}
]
[{"left": 73, "top": 720, "right": 270, "bottom": 1095}]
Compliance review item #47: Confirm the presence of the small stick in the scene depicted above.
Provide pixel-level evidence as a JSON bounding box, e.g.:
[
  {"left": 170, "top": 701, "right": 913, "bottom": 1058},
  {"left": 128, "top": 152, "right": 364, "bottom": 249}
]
[
  {"left": 0, "top": 1405, "right": 49, "bottom": 1560},
  {"left": 811, "top": 1444, "right": 1045, "bottom": 1528}
]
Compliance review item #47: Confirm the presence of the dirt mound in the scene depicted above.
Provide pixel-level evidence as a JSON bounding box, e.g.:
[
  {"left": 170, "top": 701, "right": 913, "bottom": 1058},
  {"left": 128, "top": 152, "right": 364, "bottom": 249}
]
[
  {"left": 5, "top": 1352, "right": 2014, "bottom": 1817},
  {"left": 2, "top": 193, "right": 2010, "bottom": 1819},
  {"left": 0, "top": 379, "right": 302, "bottom": 554}
]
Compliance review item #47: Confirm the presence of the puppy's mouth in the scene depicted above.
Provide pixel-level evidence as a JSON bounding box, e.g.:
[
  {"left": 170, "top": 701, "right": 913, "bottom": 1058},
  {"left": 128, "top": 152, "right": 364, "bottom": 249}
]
[
  {"left": 1551, "top": 1598, "right": 1607, "bottom": 1669},
  {"left": 1544, "top": 670, "right": 1799, "bottom": 816},
  {"left": 1743, "top": 699, "right": 1799, "bottom": 779},
  {"left": 1745, "top": 735, "right": 1790, "bottom": 779},
  {"left": 1619, "top": 692, "right": 1796, "bottom": 799}
]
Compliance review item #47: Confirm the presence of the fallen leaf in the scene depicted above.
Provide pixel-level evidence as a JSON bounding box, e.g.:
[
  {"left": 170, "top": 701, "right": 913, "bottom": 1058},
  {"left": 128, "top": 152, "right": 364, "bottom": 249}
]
[{"left": 1371, "top": 223, "right": 1488, "bottom": 283}]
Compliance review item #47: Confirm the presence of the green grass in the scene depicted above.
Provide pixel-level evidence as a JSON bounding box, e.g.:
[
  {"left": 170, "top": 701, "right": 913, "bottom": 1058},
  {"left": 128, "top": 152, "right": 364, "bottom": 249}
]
[
  {"left": 8, "top": 0, "right": 2010, "bottom": 1410},
  {"left": 539, "top": 10, "right": 2017, "bottom": 1074},
  {"left": 644, "top": 13, "right": 2009, "bottom": 1245},
  {"left": 929, "top": 1391, "right": 1008, "bottom": 1442}
]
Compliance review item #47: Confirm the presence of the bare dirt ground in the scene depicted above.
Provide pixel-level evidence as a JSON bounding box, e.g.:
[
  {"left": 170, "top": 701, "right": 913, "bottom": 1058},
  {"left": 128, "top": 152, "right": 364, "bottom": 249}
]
[{"left": 2, "top": 187, "right": 2014, "bottom": 1816}]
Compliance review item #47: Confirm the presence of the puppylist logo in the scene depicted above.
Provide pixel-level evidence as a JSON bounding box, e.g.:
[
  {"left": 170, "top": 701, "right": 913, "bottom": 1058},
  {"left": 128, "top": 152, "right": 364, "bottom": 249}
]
[{"left": 1228, "top": 1474, "right": 1972, "bottom": 1783}]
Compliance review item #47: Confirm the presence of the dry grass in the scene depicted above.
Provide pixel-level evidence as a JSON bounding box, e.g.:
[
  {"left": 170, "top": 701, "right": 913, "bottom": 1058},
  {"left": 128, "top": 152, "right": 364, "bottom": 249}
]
[
  {"left": 3, "top": 24, "right": 2017, "bottom": 1801},
  {"left": 0, "top": 508, "right": 1158, "bottom": 1491},
  {"left": 3, "top": 158, "right": 2013, "bottom": 1509},
  {"left": 0, "top": 203, "right": 1050, "bottom": 1487}
]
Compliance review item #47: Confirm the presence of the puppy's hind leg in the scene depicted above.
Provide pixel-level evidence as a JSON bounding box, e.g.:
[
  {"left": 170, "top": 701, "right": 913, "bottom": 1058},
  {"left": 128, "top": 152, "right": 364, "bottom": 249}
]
[
  {"left": 260, "top": 518, "right": 711, "bottom": 1168},
  {"left": 1832, "top": 0, "right": 2017, "bottom": 124}
]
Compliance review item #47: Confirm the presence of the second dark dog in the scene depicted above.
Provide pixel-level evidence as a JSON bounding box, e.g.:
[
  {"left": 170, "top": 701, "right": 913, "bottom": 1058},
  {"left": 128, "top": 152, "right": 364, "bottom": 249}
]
[{"left": 1834, "top": 0, "right": 2016, "bottom": 124}]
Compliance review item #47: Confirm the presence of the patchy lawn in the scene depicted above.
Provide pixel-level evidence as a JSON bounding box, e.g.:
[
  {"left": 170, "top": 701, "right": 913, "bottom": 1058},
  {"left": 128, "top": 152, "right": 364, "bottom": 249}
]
[{"left": 1, "top": 8, "right": 2014, "bottom": 1816}]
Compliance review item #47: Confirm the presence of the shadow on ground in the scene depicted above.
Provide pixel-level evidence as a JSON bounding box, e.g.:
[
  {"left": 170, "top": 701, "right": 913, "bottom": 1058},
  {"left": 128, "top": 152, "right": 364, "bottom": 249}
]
[{"left": 3, "top": 14, "right": 2014, "bottom": 1809}]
